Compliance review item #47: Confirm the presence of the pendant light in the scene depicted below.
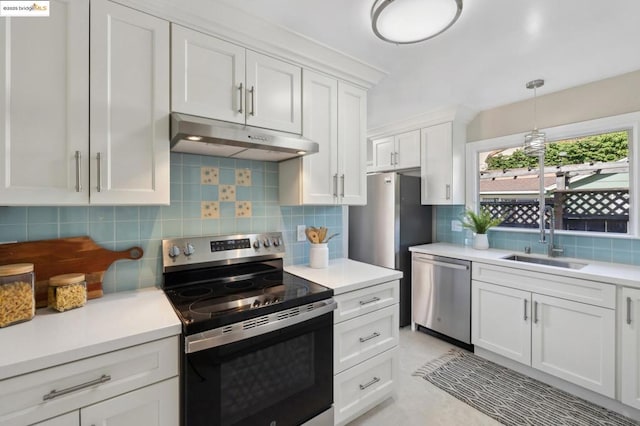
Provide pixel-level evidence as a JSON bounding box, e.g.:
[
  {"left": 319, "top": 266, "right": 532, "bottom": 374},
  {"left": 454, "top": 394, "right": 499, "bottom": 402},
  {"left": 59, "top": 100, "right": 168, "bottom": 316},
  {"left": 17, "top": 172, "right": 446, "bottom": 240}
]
[
  {"left": 371, "top": 0, "right": 463, "bottom": 44},
  {"left": 523, "top": 79, "right": 546, "bottom": 156}
]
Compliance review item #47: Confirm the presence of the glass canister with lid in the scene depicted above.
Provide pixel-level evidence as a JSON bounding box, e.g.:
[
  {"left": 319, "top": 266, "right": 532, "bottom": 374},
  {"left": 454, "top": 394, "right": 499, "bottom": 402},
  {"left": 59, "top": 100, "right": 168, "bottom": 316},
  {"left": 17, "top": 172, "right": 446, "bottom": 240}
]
[
  {"left": 48, "top": 273, "right": 87, "bottom": 312},
  {"left": 0, "top": 263, "right": 35, "bottom": 327}
]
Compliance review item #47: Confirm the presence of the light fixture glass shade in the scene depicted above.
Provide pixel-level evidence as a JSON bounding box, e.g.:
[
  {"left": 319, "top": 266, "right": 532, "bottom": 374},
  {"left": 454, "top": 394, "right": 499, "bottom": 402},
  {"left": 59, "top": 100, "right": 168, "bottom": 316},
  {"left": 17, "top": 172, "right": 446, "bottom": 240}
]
[
  {"left": 371, "top": 0, "right": 463, "bottom": 44},
  {"left": 523, "top": 129, "right": 546, "bottom": 156}
]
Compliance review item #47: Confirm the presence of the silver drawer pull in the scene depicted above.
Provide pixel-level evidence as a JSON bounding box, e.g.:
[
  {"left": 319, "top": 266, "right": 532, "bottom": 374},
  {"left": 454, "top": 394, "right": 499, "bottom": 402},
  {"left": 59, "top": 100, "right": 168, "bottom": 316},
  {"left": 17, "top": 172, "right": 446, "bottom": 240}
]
[
  {"left": 627, "top": 297, "right": 633, "bottom": 325},
  {"left": 359, "top": 331, "right": 381, "bottom": 343},
  {"left": 359, "top": 297, "right": 380, "bottom": 306},
  {"left": 43, "top": 374, "right": 111, "bottom": 401},
  {"left": 359, "top": 376, "right": 380, "bottom": 390}
]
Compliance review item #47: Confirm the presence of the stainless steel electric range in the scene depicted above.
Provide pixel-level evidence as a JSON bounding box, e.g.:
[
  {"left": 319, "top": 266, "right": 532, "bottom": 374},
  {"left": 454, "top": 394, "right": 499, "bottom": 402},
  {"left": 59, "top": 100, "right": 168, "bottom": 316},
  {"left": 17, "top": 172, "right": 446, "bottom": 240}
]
[{"left": 162, "top": 232, "right": 336, "bottom": 426}]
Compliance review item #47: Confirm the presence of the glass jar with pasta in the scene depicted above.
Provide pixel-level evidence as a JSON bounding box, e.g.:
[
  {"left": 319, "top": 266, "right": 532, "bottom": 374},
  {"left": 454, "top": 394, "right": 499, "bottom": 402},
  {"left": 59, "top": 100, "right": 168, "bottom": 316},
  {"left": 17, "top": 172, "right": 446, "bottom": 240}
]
[
  {"left": 0, "top": 263, "right": 35, "bottom": 327},
  {"left": 48, "top": 273, "right": 87, "bottom": 312}
]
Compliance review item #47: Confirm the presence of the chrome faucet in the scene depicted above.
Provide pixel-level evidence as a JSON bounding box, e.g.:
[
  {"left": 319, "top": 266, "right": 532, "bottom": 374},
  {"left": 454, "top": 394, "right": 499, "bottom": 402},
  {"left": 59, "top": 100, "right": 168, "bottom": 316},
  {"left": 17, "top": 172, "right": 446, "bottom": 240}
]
[{"left": 544, "top": 205, "right": 564, "bottom": 257}]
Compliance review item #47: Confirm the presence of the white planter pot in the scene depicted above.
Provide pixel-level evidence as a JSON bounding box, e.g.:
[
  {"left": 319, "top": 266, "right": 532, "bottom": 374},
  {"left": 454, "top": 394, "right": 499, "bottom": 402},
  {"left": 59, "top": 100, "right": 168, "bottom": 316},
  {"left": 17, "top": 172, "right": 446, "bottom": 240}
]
[
  {"left": 309, "top": 243, "right": 329, "bottom": 268},
  {"left": 473, "top": 234, "right": 489, "bottom": 250}
]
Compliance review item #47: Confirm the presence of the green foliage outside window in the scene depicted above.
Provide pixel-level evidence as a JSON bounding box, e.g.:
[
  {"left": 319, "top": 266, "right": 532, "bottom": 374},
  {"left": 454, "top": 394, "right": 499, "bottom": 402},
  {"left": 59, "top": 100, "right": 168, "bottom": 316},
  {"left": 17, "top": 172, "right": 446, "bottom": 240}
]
[{"left": 485, "top": 131, "right": 628, "bottom": 170}]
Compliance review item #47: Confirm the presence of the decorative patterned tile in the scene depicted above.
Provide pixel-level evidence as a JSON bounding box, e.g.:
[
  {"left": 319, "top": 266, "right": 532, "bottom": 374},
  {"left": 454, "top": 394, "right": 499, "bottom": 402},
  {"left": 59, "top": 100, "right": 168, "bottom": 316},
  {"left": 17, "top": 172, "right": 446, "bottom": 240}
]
[
  {"left": 201, "top": 201, "right": 220, "bottom": 219},
  {"left": 236, "top": 169, "right": 252, "bottom": 186},
  {"left": 201, "top": 166, "right": 219, "bottom": 185},
  {"left": 236, "top": 201, "right": 252, "bottom": 217},
  {"left": 219, "top": 184, "right": 236, "bottom": 201}
]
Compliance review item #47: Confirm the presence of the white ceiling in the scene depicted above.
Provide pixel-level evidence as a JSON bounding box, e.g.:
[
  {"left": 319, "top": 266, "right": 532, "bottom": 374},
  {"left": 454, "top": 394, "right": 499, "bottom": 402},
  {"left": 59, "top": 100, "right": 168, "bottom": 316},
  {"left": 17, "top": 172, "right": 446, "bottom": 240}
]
[{"left": 218, "top": 0, "right": 640, "bottom": 129}]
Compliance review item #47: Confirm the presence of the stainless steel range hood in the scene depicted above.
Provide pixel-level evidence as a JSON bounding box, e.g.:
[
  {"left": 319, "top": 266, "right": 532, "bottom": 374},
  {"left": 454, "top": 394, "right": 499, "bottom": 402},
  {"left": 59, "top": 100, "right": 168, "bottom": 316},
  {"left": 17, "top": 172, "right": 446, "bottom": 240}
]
[{"left": 170, "top": 113, "right": 319, "bottom": 162}]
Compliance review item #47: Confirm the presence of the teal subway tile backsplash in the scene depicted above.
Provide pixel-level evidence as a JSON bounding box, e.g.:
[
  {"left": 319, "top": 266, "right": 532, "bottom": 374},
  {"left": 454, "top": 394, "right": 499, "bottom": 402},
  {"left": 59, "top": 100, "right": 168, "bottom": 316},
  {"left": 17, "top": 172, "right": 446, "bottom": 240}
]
[
  {"left": 0, "top": 153, "right": 343, "bottom": 293},
  {"left": 435, "top": 205, "right": 640, "bottom": 266}
]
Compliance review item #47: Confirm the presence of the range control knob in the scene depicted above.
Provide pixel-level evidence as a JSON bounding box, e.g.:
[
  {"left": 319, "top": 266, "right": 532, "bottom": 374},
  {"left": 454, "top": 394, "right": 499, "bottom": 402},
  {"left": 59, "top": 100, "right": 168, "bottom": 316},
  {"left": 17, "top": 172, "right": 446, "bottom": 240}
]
[
  {"left": 273, "top": 238, "right": 280, "bottom": 247},
  {"left": 184, "top": 243, "right": 195, "bottom": 256},
  {"left": 253, "top": 240, "right": 261, "bottom": 249},
  {"left": 252, "top": 300, "right": 261, "bottom": 308},
  {"left": 263, "top": 239, "right": 271, "bottom": 248},
  {"left": 168, "top": 245, "right": 181, "bottom": 258}
]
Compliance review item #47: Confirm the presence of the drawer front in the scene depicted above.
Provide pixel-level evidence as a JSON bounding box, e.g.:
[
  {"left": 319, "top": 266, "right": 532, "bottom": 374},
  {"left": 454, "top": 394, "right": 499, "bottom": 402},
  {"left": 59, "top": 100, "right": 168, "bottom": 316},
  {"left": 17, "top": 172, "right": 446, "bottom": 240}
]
[
  {"left": 0, "top": 336, "right": 178, "bottom": 426},
  {"left": 334, "top": 305, "right": 399, "bottom": 374},
  {"left": 472, "top": 262, "right": 615, "bottom": 308},
  {"left": 334, "top": 346, "right": 398, "bottom": 426},
  {"left": 334, "top": 280, "right": 399, "bottom": 324}
]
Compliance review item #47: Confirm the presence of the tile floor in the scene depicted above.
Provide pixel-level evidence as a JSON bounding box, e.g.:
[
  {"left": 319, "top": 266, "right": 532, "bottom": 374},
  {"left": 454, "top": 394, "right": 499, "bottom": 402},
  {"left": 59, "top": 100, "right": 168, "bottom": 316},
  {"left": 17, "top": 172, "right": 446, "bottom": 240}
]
[{"left": 348, "top": 327, "right": 501, "bottom": 426}]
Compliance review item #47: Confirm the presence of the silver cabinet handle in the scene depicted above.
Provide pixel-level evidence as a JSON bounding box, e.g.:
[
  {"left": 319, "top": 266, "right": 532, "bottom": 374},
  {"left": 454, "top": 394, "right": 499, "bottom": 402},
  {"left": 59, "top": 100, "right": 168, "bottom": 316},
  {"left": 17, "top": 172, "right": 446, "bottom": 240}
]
[
  {"left": 249, "top": 86, "right": 255, "bottom": 116},
  {"left": 238, "top": 83, "right": 244, "bottom": 114},
  {"left": 628, "top": 297, "right": 633, "bottom": 325},
  {"left": 359, "top": 331, "right": 380, "bottom": 343},
  {"left": 394, "top": 151, "right": 399, "bottom": 165},
  {"left": 533, "top": 301, "right": 539, "bottom": 324},
  {"left": 359, "top": 377, "right": 380, "bottom": 390},
  {"left": 390, "top": 152, "right": 394, "bottom": 165},
  {"left": 74, "top": 151, "right": 82, "bottom": 192},
  {"left": 359, "top": 297, "right": 380, "bottom": 306},
  {"left": 333, "top": 174, "right": 338, "bottom": 198},
  {"left": 340, "top": 174, "right": 345, "bottom": 197},
  {"left": 96, "top": 152, "right": 102, "bottom": 192},
  {"left": 445, "top": 184, "right": 451, "bottom": 200},
  {"left": 43, "top": 374, "right": 111, "bottom": 401},
  {"left": 524, "top": 299, "right": 528, "bottom": 321}
]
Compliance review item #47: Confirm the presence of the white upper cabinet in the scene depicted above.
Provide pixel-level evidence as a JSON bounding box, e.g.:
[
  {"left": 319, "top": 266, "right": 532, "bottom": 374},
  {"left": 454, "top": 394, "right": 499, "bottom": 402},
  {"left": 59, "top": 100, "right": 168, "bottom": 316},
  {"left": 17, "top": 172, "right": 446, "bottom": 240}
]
[
  {"left": 171, "top": 26, "right": 302, "bottom": 134},
  {"left": 622, "top": 287, "right": 640, "bottom": 410},
  {"left": 0, "top": 0, "right": 89, "bottom": 205},
  {"left": 370, "top": 130, "right": 420, "bottom": 172},
  {"left": 171, "top": 24, "right": 245, "bottom": 124},
  {"left": 421, "top": 121, "right": 465, "bottom": 205},
  {"left": 90, "top": 0, "right": 170, "bottom": 205},
  {"left": 279, "top": 72, "right": 366, "bottom": 205},
  {"left": 337, "top": 81, "right": 367, "bottom": 205},
  {"left": 245, "top": 50, "right": 302, "bottom": 134}
]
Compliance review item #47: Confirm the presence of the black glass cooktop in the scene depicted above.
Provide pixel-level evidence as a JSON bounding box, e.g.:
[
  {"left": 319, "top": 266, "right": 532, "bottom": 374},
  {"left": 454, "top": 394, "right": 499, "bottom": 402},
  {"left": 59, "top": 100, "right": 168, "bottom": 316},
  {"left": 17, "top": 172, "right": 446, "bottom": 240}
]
[{"left": 163, "top": 269, "right": 333, "bottom": 335}]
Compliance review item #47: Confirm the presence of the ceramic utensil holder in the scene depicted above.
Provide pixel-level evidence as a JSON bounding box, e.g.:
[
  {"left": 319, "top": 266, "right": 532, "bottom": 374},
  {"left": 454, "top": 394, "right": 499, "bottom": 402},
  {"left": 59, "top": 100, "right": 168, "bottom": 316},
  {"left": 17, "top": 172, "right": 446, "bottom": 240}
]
[{"left": 309, "top": 243, "right": 329, "bottom": 268}]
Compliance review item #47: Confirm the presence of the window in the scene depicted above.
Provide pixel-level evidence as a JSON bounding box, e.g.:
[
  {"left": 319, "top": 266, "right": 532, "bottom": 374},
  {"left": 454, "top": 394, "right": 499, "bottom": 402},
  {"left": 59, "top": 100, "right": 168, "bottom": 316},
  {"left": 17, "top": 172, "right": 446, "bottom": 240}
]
[{"left": 466, "top": 112, "right": 639, "bottom": 237}]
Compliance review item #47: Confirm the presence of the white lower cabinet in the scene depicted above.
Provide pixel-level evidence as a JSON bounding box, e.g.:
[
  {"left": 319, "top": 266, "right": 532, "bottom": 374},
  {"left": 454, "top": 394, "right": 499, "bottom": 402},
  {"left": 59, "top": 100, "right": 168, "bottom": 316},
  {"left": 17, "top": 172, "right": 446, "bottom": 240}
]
[
  {"left": 472, "top": 263, "right": 615, "bottom": 398},
  {"left": 333, "top": 281, "right": 399, "bottom": 426},
  {"left": 0, "top": 336, "right": 178, "bottom": 426},
  {"left": 34, "top": 412, "right": 79, "bottom": 426},
  {"left": 622, "top": 287, "right": 640, "bottom": 410}
]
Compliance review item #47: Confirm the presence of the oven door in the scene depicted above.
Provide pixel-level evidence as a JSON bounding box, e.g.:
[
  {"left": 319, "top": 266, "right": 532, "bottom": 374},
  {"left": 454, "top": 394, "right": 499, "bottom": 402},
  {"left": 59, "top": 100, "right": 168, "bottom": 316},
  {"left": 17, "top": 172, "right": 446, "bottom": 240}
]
[{"left": 183, "top": 311, "right": 333, "bottom": 426}]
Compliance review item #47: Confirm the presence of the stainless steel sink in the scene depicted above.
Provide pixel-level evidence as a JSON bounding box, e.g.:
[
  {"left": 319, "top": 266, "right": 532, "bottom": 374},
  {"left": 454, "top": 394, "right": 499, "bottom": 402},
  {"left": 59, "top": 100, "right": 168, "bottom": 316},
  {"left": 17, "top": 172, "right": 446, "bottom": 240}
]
[{"left": 502, "top": 254, "right": 587, "bottom": 270}]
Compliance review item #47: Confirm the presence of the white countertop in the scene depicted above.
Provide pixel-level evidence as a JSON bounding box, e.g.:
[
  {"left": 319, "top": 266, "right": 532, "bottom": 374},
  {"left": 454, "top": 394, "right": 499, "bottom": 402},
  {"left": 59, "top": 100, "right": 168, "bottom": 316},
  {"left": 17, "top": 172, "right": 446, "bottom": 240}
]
[
  {"left": 410, "top": 243, "right": 640, "bottom": 288},
  {"left": 285, "top": 258, "right": 403, "bottom": 295},
  {"left": 0, "top": 287, "right": 181, "bottom": 380}
]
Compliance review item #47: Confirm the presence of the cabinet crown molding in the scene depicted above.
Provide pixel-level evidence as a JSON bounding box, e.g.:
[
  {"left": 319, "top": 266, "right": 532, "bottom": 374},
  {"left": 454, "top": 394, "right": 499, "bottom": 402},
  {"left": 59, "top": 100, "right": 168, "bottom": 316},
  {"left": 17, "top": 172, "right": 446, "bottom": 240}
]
[
  {"left": 113, "top": 0, "right": 387, "bottom": 89},
  {"left": 368, "top": 105, "right": 476, "bottom": 139}
]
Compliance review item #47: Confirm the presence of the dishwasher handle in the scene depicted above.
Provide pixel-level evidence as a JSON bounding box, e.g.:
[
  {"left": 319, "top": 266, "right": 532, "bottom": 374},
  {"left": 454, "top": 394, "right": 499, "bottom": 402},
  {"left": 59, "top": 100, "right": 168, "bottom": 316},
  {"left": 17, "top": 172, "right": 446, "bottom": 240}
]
[{"left": 413, "top": 255, "right": 469, "bottom": 271}]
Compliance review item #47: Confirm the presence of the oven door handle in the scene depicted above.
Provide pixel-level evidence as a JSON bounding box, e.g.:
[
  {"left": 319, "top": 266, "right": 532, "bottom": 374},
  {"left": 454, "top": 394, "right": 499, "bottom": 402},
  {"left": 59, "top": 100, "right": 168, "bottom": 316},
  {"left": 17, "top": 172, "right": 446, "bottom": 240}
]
[{"left": 185, "top": 298, "right": 337, "bottom": 354}]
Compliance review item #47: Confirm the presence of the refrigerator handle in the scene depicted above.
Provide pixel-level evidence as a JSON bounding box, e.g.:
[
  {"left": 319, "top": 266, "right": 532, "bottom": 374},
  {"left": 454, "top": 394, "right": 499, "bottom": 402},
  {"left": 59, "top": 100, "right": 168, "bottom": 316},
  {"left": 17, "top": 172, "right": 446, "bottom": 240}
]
[{"left": 340, "top": 174, "right": 345, "bottom": 197}]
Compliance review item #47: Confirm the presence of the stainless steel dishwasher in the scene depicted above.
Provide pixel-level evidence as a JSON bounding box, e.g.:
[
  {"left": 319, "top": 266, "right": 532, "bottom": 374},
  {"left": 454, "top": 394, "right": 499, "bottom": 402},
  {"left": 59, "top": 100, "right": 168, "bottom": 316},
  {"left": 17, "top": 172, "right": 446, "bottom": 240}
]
[{"left": 411, "top": 253, "right": 471, "bottom": 346}]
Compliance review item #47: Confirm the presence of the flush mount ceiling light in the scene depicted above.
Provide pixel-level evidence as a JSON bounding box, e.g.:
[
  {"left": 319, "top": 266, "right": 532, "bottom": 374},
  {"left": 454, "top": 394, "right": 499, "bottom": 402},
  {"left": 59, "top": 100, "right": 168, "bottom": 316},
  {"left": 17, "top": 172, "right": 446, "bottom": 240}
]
[
  {"left": 371, "top": 0, "right": 463, "bottom": 44},
  {"left": 523, "top": 79, "right": 546, "bottom": 156}
]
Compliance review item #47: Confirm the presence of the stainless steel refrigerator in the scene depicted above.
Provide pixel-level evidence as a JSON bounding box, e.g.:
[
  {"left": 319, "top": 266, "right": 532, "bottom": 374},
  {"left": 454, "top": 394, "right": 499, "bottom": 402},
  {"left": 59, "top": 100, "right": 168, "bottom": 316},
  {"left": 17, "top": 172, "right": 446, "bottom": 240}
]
[{"left": 349, "top": 172, "right": 432, "bottom": 327}]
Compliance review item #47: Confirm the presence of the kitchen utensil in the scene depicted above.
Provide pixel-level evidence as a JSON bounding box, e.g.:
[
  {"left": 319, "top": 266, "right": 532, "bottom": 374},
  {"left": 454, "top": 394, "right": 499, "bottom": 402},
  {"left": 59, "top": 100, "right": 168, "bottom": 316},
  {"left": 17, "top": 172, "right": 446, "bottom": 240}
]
[
  {"left": 305, "top": 228, "right": 320, "bottom": 244},
  {"left": 324, "top": 233, "right": 340, "bottom": 243},
  {"left": 0, "top": 236, "right": 143, "bottom": 307},
  {"left": 318, "top": 227, "right": 328, "bottom": 243}
]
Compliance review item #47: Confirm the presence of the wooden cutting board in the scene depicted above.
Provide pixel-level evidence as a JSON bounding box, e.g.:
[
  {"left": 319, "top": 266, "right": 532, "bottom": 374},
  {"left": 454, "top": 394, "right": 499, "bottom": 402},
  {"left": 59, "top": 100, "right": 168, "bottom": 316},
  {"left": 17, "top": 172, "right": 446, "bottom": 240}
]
[{"left": 0, "top": 236, "right": 143, "bottom": 307}]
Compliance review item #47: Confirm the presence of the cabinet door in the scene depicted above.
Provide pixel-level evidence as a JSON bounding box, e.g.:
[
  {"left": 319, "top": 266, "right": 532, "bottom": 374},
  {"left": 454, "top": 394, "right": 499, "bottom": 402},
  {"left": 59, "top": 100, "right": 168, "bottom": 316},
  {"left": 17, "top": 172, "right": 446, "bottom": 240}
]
[
  {"left": 421, "top": 122, "right": 452, "bottom": 205},
  {"left": 245, "top": 50, "right": 301, "bottom": 134},
  {"left": 531, "top": 294, "right": 615, "bottom": 398},
  {"left": 299, "top": 69, "right": 338, "bottom": 204},
  {"left": 34, "top": 412, "right": 79, "bottom": 426},
  {"left": 622, "top": 287, "right": 640, "bottom": 409},
  {"left": 395, "top": 130, "right": 420, "bottom": 169},
  {"left": 81, "top": 378, "right": 178, "bottom": 426},
  {"left": 471, "top": 280, "right": 531, "bottom": 365},
  {"left": 171, "top": 24, "right": 245, "bottom": 124},
  {"left": 337, "top": 82, "right": 367, "bottom": 205},
  {"left": 90, "top": 0, "right": 170, "bottom": 205},
  {"left": 0, "top": 0, "right": 89, "bottom": 205},
  {"left": 371, "top": 137, "right": 395, "bottom": 171}
]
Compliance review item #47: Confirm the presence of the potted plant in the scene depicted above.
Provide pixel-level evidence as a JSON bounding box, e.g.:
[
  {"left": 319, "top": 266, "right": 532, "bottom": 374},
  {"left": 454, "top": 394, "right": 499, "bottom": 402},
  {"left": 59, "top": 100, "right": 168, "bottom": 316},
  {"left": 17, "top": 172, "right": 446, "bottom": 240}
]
[{"left": 461, "top": 207, "right": 504, "bottom": 249}]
